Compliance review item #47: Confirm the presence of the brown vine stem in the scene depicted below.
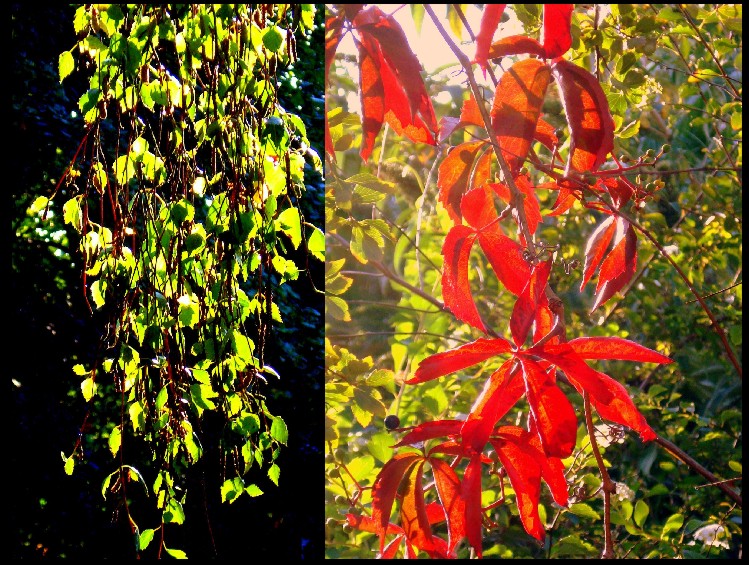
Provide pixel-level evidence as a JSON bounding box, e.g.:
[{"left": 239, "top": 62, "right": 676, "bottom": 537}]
[
  {"left": 655, "top": 435, "right": 743, "bottom": 508},
  {"left": 583, "top": 392, "right": 616, "bottom": 559}
]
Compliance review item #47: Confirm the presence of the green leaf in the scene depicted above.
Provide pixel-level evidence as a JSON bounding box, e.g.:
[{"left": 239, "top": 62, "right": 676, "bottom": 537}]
[
  {"left": 108, "top": 425, "right": 122, "bottom": 457},
  {"left": 72, "top": 364, "right": 89, "bottom": 376},
  {"left": 245, "top": 484, "right": 264, "bottom": 497},
  {"left": 634, "top": 499, "right": 649, "bottom": 527},
  {"left": 270, "top": 416, "right": 288, "bottom": 445},
  {"left": 262, "top": 25, "right": 284, "bottom": 52},
  {"left": 307, "top": 226, "right": 325, "bottom": 261},
  {"left": 81, "top": 376, "right": 98, "bottom": 402},
  {"left": 63, "top": 197, "right": 83, "bottom": 231},
  {"left": 276, "top": 207, "right": 302, "bottom": 249},
  {"left": 59, "top": 51, "right": 75, "bottom": 82},
  {"left": 234, "top": 412, "right": 261, "bottom": 435},
  {"left": 64, "top": 455, "right": 75, "bottom": 476},
  {"left": 190, "top": 383, "right": 218, "bottom": 410},
  {"left": 91, "top": 278, "right": 106, "bottom": 308},
  {"left": 568, "top": 503, "right": 600, "bottom": 520},
  {"left": 661, "top": 513, "right": 685, "bottom": 538},
  {"left": 164, "top": 498, "right": 185, "bottom": 524},
  {"left": 138, "top": 529, "right": 155, "bottom": 551},
  {"left": 268, "top": 463, "right": 280, "bottom": 486},
  {"left": 163, "top": 546, "right": 188, "bottom": 559},
  {"left": 728, "top": 460, "right": 742, "bottom": 473},
  {"left": 221, "top": 476, "right": 245, "bottom": 503}
]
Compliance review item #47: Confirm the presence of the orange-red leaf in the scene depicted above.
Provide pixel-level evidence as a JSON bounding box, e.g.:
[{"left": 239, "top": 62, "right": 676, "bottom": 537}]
[
  {"left": 462, "top": 454, "right": 484, "bottom": 558},
  {"left": 488, "top": 35, "right": 546, "bottom": 60},
  {"left": 399, "top": 460, "right": 436, "bottom": 556},
  {"left": 592, "top": 219, "right": 637, "bottom": 311},
  {"left": 587, "top": 373, "right": 657, "bottom": 442},
  {"left": 491, "top": 59, "right": 551, "bottom": 175},
  {"left": 371, "top": 453, "right": 422, "bottom": 554},
  {"left": 534, "top": 117, "right": 559, "bottom": 152},
  {"left": 491, "top": 433, "right": 545, "bottom": 540},
  {"left": 477, "top": 231, "right": 531, "bottom": 296},
  {"left": 461, "top": 185, "right": 500, "bottom": 234},
  {"left": 489, "top": 175, "right": 542, "bottom": 240},
  {"left": 325, "top": 14, "right": 345, "bottom": 161},
  {"left": 581, "top": 215, "right": 617, "bottom": 290},
  {"left": 394, "top": 420, "right": 463, "bottom": 448},
  {"left": 354, "top": 6, "right": 438, "bottom": 134},
  {"left": 431, "top": 458, "right": 466, "bottom": 556},
  {"left": 409, "top": 337, "right": 513, "bottom": 385},
  {"left": 461, "top": 361, "right": 524, "bottom": 452},
  {"left": 438, "top": 141, "right": 489, "bottom": 223},
  {"left": 356, "top": 34, "right": 386, "bottom": 162},
  {"left": 474, "top": 4, "right": 507, "bottom": 75},
  {"left": 541, "top": 4, "right": 574, "bottom": 59},
  {"left": 552, "top": 59, "right": 615, "bottom": 173},
  {"left": 510, "top": 260, "right": 551, "bottom": 347},
  {"left": 568, "top": 337, "right": 673, "bottom": 364},
  {"left": 519, "top": 357, "right": 577, "bottom": 458},
  {"left": 441, "top": 225, "right": 484, "bottom": 331}
]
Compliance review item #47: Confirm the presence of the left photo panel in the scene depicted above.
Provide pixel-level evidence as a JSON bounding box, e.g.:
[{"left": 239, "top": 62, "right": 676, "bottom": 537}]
[{"left": 11, "top": 4, "right": 325, "bottom": 559}]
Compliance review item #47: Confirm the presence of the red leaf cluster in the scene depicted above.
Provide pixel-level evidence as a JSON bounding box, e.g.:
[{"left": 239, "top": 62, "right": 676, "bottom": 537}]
[{"left": 325, "top": 5, "right": 438, "bottom": 162}]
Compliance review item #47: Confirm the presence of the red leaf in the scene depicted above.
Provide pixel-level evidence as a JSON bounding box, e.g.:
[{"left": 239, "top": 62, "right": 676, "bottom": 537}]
[
  {"left": 462, "top": 453, "right": 484, "bottom": 558},
  {"left": 541, "top": 4, "right": 574, "bottom": 59},
  {"left": 510, "top": 260, "right": 552, "bottom": 347},
  {"left": 399, "top": 460, "right": 438, "bottom": 557},
  {"left": 580, "top": 215, "right": 617, "bottom": 291},
  {"left": 461, "top": 361, "right": 524, "bottom": 452},
  {"left": 477, "top": 231, "right": 531, "bottom": 296},
  {"left": 371, "top": 453, "right": 422, "bottom": 554},
  {"left": 587, "top": 374, "right": 657, "bottom": 442},
  {"left": 441, "top": 225, "right": 484, "bottom": 331},
  {"left": 568, "top": 337, "right": 673, "bottom": 364},
  {"left": 519, "top": 357, "right": 578, "bottom": 458},
  {"left": 346, "top": 513, "right": 404, "bottom": 536},
  {"left": 534, "top": 117, "right": 558, "bottom": 152},
  {"left": 342, "top": 4, "right": 364, "bottom": 20},
  {"left": 461, "top": 186, "right": 500, "bottom": 234},
  {"left": 394, "top": 420, "right": 464, "bottom": 448},
  {"left": 356, "top": 34, "right": 386, "bottom": 162},
  {"left": 431, "top": 458, "right": 466, "bottom": 556},
  {"left": 460, "top": 94, "right": 487, "bottom": 128},
  {"left": 552, "top": 59, "right": 615, "bottom": 173},
  {"left": 532, "top": 300, "right": 558, "bottom": 346},
  {"left": 491, "top": 59, "right": 552, "bottom": 176},
  {"left": 409, "top": 337, "right": 513, "bottom": 385},
  {"left": 592, "top": 219, "right": 637, "bottom": 311},
  {"left": 353, "top": 7, "right": 438, "bottom": 134},
  {"left": 547, "top": 182, "right": 581, "bottom": 216},
  {"left": 491, "top": 433, "right": 545, "bottom": 540},
  {"left": 487, "top": 176, "right": 542, "bottom": 242},
  {"left": 488, "top": 35, "right": 546, "bottom": 60},
  {"left": 438, "top": 141, "right": 489, "bottom": 223},
  {"left": 474, "top": 4, "right": 507, "bottom": 75}
]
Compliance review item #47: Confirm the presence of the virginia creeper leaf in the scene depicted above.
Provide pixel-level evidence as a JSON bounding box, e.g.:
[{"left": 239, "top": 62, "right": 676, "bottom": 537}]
[
  {"left": 437, "top": 141, "right": 489, "bottom": 223},
  {"left": 491, "top": 59, "right": 551, "bottom": 175},
  {"left": 552, "top": 59, "right": 615, "bottom": 174},
  {"left": 441, "top": 225, "right": 484, "bottom": 331},
  {"left": 409, "top": 337, "right": 513, "bottom": 385},
  {"left": 473, "top": 4, "right": 507, "bottom": 75}
]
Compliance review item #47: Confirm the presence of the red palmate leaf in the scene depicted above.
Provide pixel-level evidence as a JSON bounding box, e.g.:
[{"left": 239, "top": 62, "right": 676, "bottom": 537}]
[
  {"left": 580, "top": 215, "right": 617, "bottom": 290},
  {"left": 592, "top": 218, "right": 637, "bottom": 311},
  {"left": 409, "top": 337, "right": 513, "bottom": 385},
  {"left": 431, "top": 458, "right": 466, "bottom": 556},
  {"left": 534, "top": 117, "right": 559, "bottom": 152},
  {"left": 438, "top": 141, "right": 489, "bottom": 223},
  {"left": 461, "top": 185, "right": 501, "bottom": 235},
  {"left": 523, "top": 424, "right": 569, "bottom": 507},
  {"left": 510, "top": 260, "right": 552, "bottom": 347},
  {"left": 460, "top": 93, "right": 487, "bottom": 128},
  {"left": 371, "top": 452, "right": 422, "bottom": 554},
  {"left": 441, "top": 225, "right": 484, "bottom": 331},
  {"left": 462, "top": 453, "right": 484, "bottom": 558},
  {"left": 552, "top": 59, "right": 615, "bottom": 174},
  {"left": 474, "top": 4, "right": 507, "bottom": 75},
  {"left": 488, "top": 34, "right": 547, "bottom": 59},
  {"left": 569, "top": 336, "right": 673, "bottom": 364},
  {"left": 518, "top": 357, "right": 577, "bottom": 458},
  {"left": 346, "top": 513, "right": 404, "bottom": 536},
  {"left": 461, "top": 361, "right": 524, "bottom": 452},
  {"left": 491, "top": 59, "right": 551, "bottom": 176}
]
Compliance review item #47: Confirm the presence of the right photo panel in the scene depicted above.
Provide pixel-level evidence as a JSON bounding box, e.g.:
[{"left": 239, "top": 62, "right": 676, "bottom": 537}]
[{"left": 325, "top": 4, "right": 742, "bottom": 559}]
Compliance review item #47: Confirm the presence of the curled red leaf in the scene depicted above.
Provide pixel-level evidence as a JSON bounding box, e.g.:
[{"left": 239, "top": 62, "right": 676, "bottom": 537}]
[{"left": 474, "top": 4, "right": 507, "bottom": 76}]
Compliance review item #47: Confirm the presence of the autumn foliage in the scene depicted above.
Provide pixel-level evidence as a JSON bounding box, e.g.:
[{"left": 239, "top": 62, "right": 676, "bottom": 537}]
[{"left": 326, "top": 4, "right": 690, "bottom": 558}]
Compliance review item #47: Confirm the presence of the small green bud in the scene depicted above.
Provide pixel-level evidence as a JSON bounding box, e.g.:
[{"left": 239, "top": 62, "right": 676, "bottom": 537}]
[{"left": 661, "top": 144, "right": 671, "bottom": 154}]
